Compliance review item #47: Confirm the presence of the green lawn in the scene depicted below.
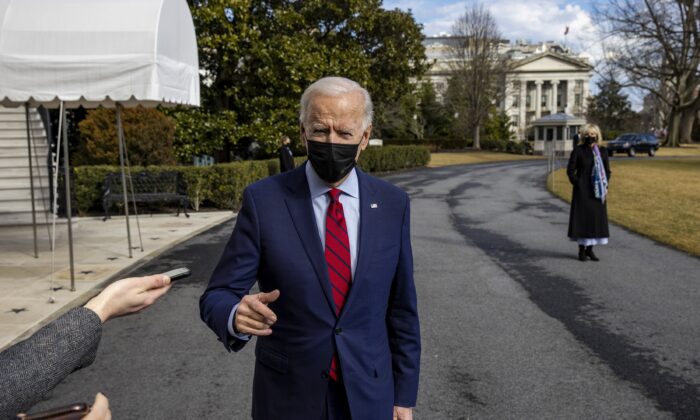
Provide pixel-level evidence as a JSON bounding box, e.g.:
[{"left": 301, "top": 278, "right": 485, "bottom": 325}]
[
  {"left": 656, "top": 143, "right": 700, "bottom": 157},
  {"left": 429, "top": 150, "right": 543, "bottom": 167}
]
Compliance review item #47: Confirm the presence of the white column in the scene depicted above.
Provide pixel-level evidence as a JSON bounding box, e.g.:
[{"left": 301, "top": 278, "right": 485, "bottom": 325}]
[
  {"left": 582, "top": 78, "right": 590, "bottom": 114},
  {"left": 566, "top": 79, "right": 575, "bottom": 115},
  {"left": 535, "top": 80, "right": 543, "bottom": 119},
  {"left": 551, "top": 80, "right": 559, "bottom": 113},
  {"left": 520, "top": 79, "right": 527, "bottom": 137}
]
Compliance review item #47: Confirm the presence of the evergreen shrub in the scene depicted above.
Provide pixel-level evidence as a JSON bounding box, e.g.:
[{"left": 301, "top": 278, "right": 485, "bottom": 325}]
[{"left": 72, "top": 147, "right": 429, "bottom": 214}]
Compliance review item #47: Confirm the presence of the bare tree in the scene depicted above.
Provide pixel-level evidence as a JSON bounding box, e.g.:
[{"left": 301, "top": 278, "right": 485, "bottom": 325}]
[
  {"left": 597, "top": 0, "right": 700, "bottom": 146},
  {"left": 679, "top": 85, "right": 700, "bottom": 142},
  {"left": 446, "top": 4, "right": 506, "bottom": 150}
]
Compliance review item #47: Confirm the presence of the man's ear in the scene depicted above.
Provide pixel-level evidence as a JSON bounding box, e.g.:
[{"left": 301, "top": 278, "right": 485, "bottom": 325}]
[
  {"left": 299, "top": 124, "right": 308, "bottom": 151},
  {"left": 359, "top": 125, "right": 372, "bottom": 151}
]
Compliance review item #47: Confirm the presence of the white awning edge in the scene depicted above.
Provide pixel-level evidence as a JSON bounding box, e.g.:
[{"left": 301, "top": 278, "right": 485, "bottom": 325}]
[{"left": 0, "top": 0, "right": 200, "bottom": 108}]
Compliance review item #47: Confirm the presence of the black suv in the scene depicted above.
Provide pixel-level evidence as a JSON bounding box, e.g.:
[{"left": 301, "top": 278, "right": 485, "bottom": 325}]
[{"left": 607, "top": 133, "right": 660, "bottom": 157}]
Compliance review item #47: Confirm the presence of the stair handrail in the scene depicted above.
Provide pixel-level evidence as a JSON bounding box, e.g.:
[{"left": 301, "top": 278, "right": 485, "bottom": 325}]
[
  {"left": 30, "top": 106, "right": 53, "bottom": 241},
  {"left": 38, "top": 106, "right": 54, "bottom": 218}
]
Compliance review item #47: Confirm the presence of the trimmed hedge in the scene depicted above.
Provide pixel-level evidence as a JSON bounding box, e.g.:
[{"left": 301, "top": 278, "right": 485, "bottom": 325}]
[
  {"left": 479, "top": 137, "right": 509, "bottom": 152},
  {"left": 74, "top": 161, "right": 276, "bottom": 214},
  {"left": 73, "top": 146, "right": 429, "bottom": 214},
  {"left": 506, "top": 141, "right": 532, "bottom": 155},
  {"left": 384, "top": 138, "right": 471, "bottom": 151},
  {"left": 357, "top": 145, "right": 430, "bottom": 172}
]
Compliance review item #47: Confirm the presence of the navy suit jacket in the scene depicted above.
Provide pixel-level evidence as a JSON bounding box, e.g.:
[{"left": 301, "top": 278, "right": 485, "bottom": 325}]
[{"left": 200, "top": 164, "right": 420, "bottom": 420}]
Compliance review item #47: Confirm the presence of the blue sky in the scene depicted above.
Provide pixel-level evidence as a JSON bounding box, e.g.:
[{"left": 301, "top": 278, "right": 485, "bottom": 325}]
[{"left": 382, "top": 0, "right": 601, "bottom": 60}]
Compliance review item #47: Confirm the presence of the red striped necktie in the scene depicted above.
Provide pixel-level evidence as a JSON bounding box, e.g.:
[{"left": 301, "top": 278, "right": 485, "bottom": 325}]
[{"left": 325, "top": 188, "right": 351, "bottom": 381}]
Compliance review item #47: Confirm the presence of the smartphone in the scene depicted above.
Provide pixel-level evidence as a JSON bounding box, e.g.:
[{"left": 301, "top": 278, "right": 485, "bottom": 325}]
[
  {"left": 162, "top": 267, "right": 191, "bottom": 281},
  {"left": 16, "top": 402, "right": 89, "bottom": 420}
]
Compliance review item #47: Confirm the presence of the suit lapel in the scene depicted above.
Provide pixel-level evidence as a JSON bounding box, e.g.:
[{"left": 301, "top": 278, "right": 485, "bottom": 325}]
[
  {"left": 283, "top": 167, "right": 336, "bottom": 316},
  {"left": 342, "top": 169, "right": 378, "bottom": 315}
]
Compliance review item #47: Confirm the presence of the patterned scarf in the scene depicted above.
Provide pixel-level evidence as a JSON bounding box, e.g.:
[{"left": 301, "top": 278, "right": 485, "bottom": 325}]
[{"left": 591, "top": 144, "right": 608, "bottom": 203}]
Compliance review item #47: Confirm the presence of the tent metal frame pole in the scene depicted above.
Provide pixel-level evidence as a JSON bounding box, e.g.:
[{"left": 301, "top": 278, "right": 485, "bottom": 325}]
[
  {"left": 121, "top": 132, "right": 144, "bottom": 253},
  {"left": 61, "top": 107, "right": 76, "bottom": 291},
  {"left": 25, "top": 104, "right": 38, "bottom": 258},
  {"left": 116, "top": 104, "right": 133, "bottom": 258}
]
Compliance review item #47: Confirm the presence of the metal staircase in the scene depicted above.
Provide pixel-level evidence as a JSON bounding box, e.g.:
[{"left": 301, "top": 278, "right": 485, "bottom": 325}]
[{"left": 0, "top": 105, "right": 52, "bottom": 226}]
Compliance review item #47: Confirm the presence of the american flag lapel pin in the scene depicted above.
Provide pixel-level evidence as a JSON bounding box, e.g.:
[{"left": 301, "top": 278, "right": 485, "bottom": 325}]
[{"left": 370, "top": 203, "right": 378, "bottom": 209}]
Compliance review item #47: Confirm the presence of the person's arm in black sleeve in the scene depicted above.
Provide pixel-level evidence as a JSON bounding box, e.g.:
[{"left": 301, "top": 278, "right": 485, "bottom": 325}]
[
  {"left": 602, "top": 147, "right": 611, "bottom": 181},
  {"left": 278, "top": 148, "right": 286, "bottom": 172},
  {"left": 566, "top": 147, "right": 578, "bottom": 185}
]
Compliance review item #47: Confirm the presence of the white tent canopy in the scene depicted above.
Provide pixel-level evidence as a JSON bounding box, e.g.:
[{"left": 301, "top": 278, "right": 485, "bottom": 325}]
[
  {"left": 0, "top": 0, "right": 199, "bottom": 289},
  {"left": 0, "top": 0, "right": 200, "bottom": 108}
]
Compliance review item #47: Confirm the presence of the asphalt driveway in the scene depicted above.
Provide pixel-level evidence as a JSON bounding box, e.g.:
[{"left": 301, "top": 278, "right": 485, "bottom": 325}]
[{"left": 29, "top": 160, "right": 700, "bottom": 419}]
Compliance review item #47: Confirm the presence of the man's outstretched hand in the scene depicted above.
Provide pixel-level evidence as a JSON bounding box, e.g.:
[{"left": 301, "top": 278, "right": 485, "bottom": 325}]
[{"left": 234, "top": 290, "right": 280, "bottom": 336}]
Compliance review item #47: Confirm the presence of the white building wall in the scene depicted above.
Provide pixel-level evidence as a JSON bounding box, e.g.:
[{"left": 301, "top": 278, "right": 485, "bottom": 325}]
[{"left": 422, "top": 38, "right": 593, "bottom": 141}]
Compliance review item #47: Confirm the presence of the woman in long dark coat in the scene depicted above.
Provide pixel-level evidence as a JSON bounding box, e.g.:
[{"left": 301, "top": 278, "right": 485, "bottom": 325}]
[{"left": 567, "top": 123, "right": 611, "bottom": 261}]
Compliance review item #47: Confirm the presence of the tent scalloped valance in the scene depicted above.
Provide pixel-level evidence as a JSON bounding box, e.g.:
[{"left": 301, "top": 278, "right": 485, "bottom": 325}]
[{"left": 0, "top": 0, "right": 200, "bottom": 108}]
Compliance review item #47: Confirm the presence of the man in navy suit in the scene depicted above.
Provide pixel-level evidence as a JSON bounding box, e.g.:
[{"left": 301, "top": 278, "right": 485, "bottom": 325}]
[{"left": 200, "top": 77, "right": 420, "bottom": 420}]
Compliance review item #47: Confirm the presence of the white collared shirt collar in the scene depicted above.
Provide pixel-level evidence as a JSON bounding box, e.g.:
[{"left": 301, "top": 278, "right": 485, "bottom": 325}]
[{"left": 305, "top": 161, "right": 359, "bottom": 199}]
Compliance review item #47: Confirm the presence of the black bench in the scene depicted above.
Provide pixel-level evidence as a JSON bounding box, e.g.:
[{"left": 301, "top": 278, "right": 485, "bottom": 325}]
[{"left": 102, "top": 171, "right": 190, "bottom": 221}]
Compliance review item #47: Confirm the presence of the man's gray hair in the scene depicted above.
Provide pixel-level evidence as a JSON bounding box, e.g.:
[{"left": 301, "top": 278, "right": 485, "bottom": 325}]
[{"left": 299, "top": 77, "right": 374, "bottom": 130}]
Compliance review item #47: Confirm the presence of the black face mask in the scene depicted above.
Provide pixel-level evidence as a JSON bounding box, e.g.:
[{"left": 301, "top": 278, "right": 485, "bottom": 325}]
[
  {"left": 306, "top": 138, "right": 360, "bottom": 184},
  {"left": 583, "top": 135, "right": 596, "bottom": 144}
]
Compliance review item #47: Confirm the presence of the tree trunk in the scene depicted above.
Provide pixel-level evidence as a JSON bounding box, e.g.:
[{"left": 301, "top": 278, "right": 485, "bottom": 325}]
[
  {"left": 679, "top": 109, "right": 695, "bottom": 144},
  {"left": 666, "top": 110, "right": 682, "bottom": 147},
  {"left": 473, "top": 124, "right": 481, "bottom": 150},
  {"left": 676, "top": 82, "right": 700, "bottom": 144}
]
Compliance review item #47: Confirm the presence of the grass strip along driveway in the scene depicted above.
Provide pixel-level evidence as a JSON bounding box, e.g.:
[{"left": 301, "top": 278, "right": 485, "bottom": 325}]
[
  {"left": 655, "top": 143, "right": 700, "bottom": 157},
  {"left": 429, "top": 151, "right": 542, "bottom": 167},
  {"left": 548, "top": 158, "right": 700, "bottom": 257},
  {"left": 429, "top": 143, "right": 700, "bottom": 168}
]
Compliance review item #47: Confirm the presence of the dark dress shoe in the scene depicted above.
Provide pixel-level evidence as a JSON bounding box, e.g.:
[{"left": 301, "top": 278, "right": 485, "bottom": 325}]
[
  {"left": 578, "top": 246, "right": 587, "bottom": 261},
  {"left": 586, "top": 246, "right": 599, "bottom": 261}
]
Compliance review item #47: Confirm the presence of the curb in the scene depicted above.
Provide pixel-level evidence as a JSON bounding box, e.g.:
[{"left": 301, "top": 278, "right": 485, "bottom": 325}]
[{"left": 0, "top": 212, "right": 237, "bottom": 351}]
